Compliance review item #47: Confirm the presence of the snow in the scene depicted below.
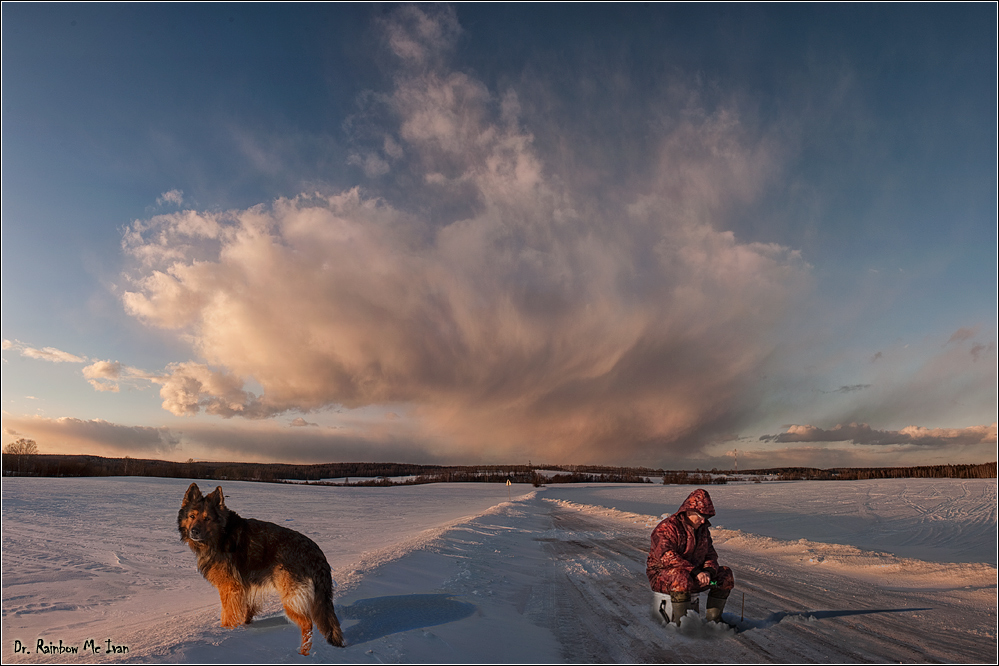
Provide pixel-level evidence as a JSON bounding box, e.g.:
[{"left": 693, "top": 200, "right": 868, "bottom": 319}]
[
  {"left": 3, "top": 477, "right": 996, "bottom": 663},
  {"left": 543, "top": 479, "right": 998, "bottom": 565}
]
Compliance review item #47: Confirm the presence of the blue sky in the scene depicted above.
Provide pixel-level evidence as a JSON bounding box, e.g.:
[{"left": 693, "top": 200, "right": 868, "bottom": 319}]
[{"left": 2, "top": 4, "right": 995, "bottom": 467}]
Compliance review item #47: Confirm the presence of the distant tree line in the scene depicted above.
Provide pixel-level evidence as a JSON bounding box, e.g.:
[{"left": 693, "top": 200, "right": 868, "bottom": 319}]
[
  {"left": 739, "top": 463, "right": 998, "bottom": 481},
  {"left": 540, "top": 471, "right": 654, "bottom": 485},
  {"left": 661, "top": 471, "right": 730, "bottom": 485},
  {"left": 2, "top": 453, "right": 995, "bottom": 483},
  {"left": 0, "top": 454, "right": 446, "bottom": 482},
  {"left": 544, "top": 464, "right": 665, "bottom": 477}
]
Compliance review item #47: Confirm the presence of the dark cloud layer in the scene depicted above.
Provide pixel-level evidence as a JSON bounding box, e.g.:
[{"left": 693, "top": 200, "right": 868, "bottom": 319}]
[
  {"left": 760, "top": 422, "right": 996, "bottom": 450},
  {"left": 832, "top": 384, "right": 871, "bottom": 394},
  {"left": 3, "top": 416, "right": 179, "bottom": 456}
]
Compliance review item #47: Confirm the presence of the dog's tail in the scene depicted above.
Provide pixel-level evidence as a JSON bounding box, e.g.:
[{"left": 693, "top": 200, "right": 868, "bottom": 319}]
[{"left": 313, "top": 570, "right": 345, "bottom": 648}]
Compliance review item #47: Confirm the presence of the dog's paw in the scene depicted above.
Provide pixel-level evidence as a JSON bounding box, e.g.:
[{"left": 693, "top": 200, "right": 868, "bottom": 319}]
[{"left": 220, "top": 616, "right": 241, "bottom": 629}]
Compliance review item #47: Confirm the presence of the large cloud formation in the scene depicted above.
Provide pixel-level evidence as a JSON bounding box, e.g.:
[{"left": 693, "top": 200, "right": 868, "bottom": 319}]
[{"left": 119, "top": 6, "right": 808, "bottom": 463}]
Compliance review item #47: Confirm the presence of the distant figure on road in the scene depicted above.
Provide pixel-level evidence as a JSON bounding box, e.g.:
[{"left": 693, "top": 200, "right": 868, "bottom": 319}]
[{"left": 647, "top": 488, "right": 735, "bottom": 624}]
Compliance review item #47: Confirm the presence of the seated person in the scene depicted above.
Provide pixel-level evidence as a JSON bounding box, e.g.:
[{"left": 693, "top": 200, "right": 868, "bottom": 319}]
[{"left": 646, "top": 488, "right": 735, "bottom": 623}]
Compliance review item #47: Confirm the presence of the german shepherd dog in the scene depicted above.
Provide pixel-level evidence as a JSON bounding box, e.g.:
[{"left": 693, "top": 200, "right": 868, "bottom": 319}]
[{"left": 178, "top": 483, "right": 345, "bottom": 655}]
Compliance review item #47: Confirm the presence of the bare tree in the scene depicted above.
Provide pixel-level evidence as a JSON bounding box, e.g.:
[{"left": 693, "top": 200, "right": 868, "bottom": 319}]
[
  {"left": 3, "top": 438, "right": 38, "bottom": 455},
  {"left": 3, "top": 438, "right": 38, "bottom": 475}
]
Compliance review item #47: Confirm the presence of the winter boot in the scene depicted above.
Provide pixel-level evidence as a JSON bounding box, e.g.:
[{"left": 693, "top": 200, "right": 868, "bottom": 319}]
[
  {"left": 669, "top": 591, "right": 690, "bottom": 624},
  {"left": 705, "top": 588, "right": 730, "bottom": 622}
]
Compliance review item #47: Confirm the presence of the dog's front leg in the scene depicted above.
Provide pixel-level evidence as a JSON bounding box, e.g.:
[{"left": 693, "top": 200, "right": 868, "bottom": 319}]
[
  {"left": 206, "top": 567, "right": 247, "bottom": 629},
  {"left": 217, "top": 584, "right": 247, "bottom": 629}
]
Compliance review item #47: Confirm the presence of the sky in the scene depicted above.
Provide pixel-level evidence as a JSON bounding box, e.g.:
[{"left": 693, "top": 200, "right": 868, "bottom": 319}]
[{"left": 2, "top": 4, "right": 996, "bottom": 469}]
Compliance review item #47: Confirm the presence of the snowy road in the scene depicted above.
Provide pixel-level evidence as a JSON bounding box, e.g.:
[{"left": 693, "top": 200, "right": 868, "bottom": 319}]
[
  {"left": 2, "top": 478, "right": 996, "bottom": 663},
  {"left": 534, "top": 499, "right": 995, "bottom": 663},
  {"left": 317, "top": 495, "right": 994, "bottom": 664}
]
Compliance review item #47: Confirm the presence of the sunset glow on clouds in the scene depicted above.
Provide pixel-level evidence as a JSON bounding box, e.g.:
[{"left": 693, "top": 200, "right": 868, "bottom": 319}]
[
  {"left": 112, "top": 7, "right": 810, "bottom": 462},
  {"left": 2, "top": 5, "right": 995, "bottom": 466}
]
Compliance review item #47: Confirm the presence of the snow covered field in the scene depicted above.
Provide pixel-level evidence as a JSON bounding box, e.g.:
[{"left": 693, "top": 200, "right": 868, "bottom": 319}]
[{"left": 2, "top": 477, "right": 996, "bottom": 663}]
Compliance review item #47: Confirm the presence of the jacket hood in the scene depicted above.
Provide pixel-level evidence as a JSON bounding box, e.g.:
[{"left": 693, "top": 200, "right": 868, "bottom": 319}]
[{"left": 676, "top": 488, "right": 715, "bottom": 518}]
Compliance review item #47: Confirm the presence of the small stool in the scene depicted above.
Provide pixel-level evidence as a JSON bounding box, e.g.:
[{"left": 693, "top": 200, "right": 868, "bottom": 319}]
[{"left": 652, "top": 591, "right": 700, "bottom": 625}]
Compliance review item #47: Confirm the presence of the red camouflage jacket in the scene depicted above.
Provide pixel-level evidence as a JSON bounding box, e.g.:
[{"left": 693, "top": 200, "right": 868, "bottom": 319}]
[{"left": 646, "top": 488, "right": 720, "bottom": 593}]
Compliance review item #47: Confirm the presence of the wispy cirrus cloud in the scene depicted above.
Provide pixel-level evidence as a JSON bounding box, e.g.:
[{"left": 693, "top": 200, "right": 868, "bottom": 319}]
[
  {"left": 3, "top": 339, "right": 87, "bottom": 363},
  {"left": 847, "top": 330, "right": 995, "bottom": 430},
  {"left": 5, "top": 342, "right": 167, "bottom": 397}
]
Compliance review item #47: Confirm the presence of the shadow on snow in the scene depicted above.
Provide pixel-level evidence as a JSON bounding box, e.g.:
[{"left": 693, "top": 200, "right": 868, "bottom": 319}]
[
  {"left": 338, "top": 594, "right": 477, "bottom": 645},
  {"left": 727, "top": 607, "right": 933, "bottom": 634}
]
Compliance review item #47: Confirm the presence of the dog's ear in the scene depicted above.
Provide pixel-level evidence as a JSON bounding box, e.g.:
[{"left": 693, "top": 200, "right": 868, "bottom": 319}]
[
  {"left": 206, "top": 486, "right": 227, "bottom": 511},
  {"left": 182, "top": 483, "right": 203, "bottom": 507}
]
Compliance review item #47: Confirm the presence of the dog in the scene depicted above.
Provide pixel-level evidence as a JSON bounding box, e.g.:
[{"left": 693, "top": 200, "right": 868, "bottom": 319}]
[{"left": 178, "top": 483, "right": 345, "bottom": 655}]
